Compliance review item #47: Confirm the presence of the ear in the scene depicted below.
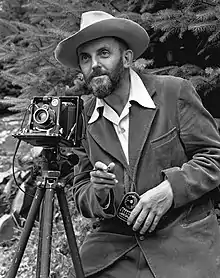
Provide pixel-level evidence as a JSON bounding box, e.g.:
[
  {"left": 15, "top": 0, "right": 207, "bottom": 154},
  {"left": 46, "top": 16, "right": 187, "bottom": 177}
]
[{"left": 123, "top": 49, "right": 134, "bottom": 68}]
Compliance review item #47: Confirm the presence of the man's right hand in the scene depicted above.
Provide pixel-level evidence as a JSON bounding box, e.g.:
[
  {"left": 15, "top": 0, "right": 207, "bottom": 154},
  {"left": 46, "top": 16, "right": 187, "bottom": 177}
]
[{"left": 90, "top": 161, "right": 118, "bottom": 205}]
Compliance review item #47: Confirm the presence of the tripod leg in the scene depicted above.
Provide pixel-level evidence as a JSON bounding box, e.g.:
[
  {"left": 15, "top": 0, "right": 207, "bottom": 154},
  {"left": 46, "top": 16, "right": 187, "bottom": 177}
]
[
  {"left": 6, "top": 187, "right": 45, "bottom": 278},
  {"left": 56, "top": 187, "right": 85, "bottom": 278},
  {"left": 37, "top": 184, "right": 55, "bottom": 278},
  {"left": 36, "top": 200, "right": 45, "bottom": 278}
]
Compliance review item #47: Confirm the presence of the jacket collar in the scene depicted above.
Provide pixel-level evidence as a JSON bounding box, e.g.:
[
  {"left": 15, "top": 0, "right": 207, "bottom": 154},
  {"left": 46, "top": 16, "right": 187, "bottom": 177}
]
[
  {"left": 85, "top": 71, "right": 159, "bottom": 175},
  {"left": 88, "top": 69, "right": 156, "bottom": 124},
  {"left": 86, "top": 70, "right": 158, "bottom": 119}
]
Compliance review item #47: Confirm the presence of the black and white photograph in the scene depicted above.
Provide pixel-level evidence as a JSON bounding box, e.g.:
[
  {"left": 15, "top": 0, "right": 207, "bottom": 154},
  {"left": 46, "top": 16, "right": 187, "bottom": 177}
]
[{"left": 0, "top": 1, "right": 220, "bottom": 277}]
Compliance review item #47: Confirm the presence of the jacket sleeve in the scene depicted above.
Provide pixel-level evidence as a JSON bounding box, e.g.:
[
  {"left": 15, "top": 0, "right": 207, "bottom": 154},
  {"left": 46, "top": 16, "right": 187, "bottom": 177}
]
[
  {"left": 162, "top": 79, "right": 220, "bottom": 208},
  {"left": 73, "top": 143, "right": 116, "bottom": 219}
]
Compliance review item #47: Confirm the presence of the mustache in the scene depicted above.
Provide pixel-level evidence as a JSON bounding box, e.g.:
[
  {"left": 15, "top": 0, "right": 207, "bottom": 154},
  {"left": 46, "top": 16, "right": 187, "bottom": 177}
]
[{"left": 87, "top": 68, "right": 109, "bottom": 82}]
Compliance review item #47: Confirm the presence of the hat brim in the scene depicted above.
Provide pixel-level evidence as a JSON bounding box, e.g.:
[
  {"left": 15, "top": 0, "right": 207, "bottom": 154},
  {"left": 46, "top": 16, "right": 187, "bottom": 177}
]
[{"left": 54, "top": 18, "right": 150, "bottom": 68}]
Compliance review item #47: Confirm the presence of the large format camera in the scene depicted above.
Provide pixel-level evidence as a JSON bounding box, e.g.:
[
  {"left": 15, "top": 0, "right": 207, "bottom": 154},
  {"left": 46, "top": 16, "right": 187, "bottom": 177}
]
[
  {"left": 14, "top": 96, "right": 84, "bottom": 148},
  {"left": 10, "top": 96, "right": 85, "bottom": 277}
]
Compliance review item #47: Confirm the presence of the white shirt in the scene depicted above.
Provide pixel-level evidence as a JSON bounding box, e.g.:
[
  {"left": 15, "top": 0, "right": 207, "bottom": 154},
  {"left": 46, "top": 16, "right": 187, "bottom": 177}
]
[{"left": 88, "top": 68, "right": 156, "bottom": 163}]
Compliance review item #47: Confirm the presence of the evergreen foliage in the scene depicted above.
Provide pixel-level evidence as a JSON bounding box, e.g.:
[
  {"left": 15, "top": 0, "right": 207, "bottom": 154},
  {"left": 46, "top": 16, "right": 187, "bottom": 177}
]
[{"left": 0, "top": 0, "right": 219, "bottom": 115}]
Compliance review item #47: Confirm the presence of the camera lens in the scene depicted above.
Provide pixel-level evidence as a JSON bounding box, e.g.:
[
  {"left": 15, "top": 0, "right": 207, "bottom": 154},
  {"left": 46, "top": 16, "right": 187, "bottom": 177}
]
[
  {"left": 33, "top": 105, "right": 56, "bottom": 129},
  {"left": 34, "top": 109, "right": 49, "bottom": 124}
]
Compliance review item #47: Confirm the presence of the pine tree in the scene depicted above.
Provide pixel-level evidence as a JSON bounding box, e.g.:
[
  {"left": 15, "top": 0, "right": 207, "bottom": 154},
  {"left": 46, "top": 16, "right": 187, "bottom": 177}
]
[
  {"left": 119, "top": 0, "right": 220, "bottom": 118},
  {"left": 0, "top": 0, "right": 79, "bottom": 111},
  {"left": 0, "top": 0, "right": 219, "bottom": 117}
]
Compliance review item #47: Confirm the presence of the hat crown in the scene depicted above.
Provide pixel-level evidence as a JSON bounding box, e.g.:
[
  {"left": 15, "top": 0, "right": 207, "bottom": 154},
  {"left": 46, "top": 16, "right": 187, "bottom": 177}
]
[
  {"left": 55, "top": 10, "right": 150, "bottom": 68},
  {"left": 80, "top": 11, "right": 114, "bottom": 30}
]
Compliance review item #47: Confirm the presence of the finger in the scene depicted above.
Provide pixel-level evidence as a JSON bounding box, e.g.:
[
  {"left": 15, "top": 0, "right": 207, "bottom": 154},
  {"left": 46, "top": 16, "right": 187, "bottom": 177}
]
[
  {"left": 93, "top": 183, "right": 115, "bottom": 190},
  {"left": 139, "top": 211, "right": 156, "bottom": 235},
  {"left": 127, "top": 202, "right": 142, "bottom": 225},
  {"left": 148, "top": 213, "right": 162, "bottom": 233},
  {"left": 132, "top": 208, "right": 150, "bottom": 232},
  {"left": 91, "top": 176, "right": 117, "bottom": 186},
  {"left": 91, "top": 169, "right": 116, "bottom": 179},
  {"left": 94, "top": 161, "right": 108, "bottom": 171}
]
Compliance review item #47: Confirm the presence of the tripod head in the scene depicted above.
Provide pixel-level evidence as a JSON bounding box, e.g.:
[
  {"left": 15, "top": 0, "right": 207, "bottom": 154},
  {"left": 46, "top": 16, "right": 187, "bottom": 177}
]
[{"left": 36, "top": 146, "right": 79, "bottom": 194}]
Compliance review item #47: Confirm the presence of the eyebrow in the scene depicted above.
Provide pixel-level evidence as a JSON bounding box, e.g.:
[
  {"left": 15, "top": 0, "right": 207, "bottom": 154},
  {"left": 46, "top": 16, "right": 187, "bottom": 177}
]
[
  {"left": 97, "top": 46, "right": 111, "bottom": 53},
  {"left": 78, "top": 51, "right": 89, "bottom": 57},
  {"left": 78, "top": 44, "right": 111, "bottom": 55}
]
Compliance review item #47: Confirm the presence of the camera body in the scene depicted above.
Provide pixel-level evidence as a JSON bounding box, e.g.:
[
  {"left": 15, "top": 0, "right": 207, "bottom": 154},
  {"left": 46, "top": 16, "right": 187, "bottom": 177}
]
[{"left": 14, "top": 96, "right": 84, "bottom": 147}]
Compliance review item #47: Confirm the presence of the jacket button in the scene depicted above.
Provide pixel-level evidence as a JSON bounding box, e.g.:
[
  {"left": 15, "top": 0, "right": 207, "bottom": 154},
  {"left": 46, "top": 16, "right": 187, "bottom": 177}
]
[{"left": 139, "top": 235, "right": 145, "bottom": 241}]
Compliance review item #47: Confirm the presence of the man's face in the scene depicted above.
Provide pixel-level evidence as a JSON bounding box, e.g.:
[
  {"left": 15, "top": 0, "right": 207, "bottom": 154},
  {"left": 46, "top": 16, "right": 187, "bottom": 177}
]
[{"left": 77, "top": 37, "right": 126, "bottom": 99}]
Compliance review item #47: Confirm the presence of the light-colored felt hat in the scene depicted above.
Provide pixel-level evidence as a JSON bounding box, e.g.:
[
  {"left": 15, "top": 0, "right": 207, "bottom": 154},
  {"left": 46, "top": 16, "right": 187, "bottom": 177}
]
[{"left": 54, "top": 11, "right": 150, "bottom": 68}]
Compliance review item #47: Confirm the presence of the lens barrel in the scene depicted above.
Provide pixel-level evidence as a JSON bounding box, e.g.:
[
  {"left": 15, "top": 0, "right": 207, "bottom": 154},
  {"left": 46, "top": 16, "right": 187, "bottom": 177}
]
[{"left": 33, "top": 105, "right": 56, "bottom": 129}]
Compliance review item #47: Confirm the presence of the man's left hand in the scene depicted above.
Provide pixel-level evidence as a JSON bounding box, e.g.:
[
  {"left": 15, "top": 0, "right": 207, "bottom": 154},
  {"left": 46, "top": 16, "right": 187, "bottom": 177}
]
[{"left": 127, "top": 180, "right": 174, "bottom": 234}]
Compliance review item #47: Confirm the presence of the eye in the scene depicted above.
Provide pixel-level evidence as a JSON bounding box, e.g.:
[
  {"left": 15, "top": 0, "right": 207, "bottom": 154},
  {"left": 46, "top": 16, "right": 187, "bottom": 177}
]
[
  {"left": 100, "top": 50, "right": 110, "bottom": 57},
  {"left": 80, "top": 54, "right": 90, "bottom": 63}
]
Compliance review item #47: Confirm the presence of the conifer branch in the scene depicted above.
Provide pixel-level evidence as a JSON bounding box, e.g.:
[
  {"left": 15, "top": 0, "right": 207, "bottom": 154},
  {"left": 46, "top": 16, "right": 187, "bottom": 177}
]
[
  {"left": 202, "top": 1, "right": 216, "bottom": 7},
  {"left": 32, "top": 42, "right": 57, "bottom": 68},
  {"left": 110, "top": 1, "right": 121, "bottom": 12}
]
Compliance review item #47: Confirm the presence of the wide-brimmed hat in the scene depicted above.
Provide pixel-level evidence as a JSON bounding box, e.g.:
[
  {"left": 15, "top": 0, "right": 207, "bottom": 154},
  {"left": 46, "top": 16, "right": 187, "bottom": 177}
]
[{"left": 54, "top": 11, "right": 150, "bottom": 68}]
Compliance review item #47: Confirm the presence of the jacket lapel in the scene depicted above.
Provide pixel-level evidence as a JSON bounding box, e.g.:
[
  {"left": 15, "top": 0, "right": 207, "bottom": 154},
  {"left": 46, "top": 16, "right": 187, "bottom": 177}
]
[
  {"left": 86, "top": 103, "right": 128, "bottom": 169},
  {"left": 129, "top": 104, "right": 158, "bottom": 176},
  {"left": 85, "top": 73, "right": 159, "bottom": 173},
  {"left": 128, "top": 74, "right": 159, "bottom": 178}
]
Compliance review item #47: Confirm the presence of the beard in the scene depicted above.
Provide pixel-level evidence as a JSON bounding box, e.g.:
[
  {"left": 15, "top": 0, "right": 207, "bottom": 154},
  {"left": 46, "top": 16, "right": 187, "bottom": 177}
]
[{"left": 84, "top": 57, "right": 125, "bottom": 99}]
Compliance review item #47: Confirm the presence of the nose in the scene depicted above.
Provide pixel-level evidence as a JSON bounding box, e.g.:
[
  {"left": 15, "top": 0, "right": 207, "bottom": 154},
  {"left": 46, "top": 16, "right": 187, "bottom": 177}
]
[{"left": 91, "top": 56, "right": 99, "bottom": 69}]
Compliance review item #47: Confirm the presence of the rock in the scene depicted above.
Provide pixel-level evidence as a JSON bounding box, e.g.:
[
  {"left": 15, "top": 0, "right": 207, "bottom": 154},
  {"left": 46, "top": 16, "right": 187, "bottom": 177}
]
[{"left": 0, "top": 113, "right": 32, "bottom": 172}]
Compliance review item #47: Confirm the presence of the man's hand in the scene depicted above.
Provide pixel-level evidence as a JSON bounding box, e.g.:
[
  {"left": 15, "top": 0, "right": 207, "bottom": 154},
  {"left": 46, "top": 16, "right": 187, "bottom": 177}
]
[
  {"left": 127, "top": 180, "right": 174, "bottom": 234},
  {"left": 90, "top": 161, "right": 118, "bottom": 205}
]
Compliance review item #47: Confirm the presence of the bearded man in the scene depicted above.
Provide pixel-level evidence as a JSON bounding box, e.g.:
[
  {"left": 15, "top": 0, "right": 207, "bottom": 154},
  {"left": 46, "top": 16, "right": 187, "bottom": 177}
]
[{"left": 55, "top": 11, "right": 220, "bottom": 278}]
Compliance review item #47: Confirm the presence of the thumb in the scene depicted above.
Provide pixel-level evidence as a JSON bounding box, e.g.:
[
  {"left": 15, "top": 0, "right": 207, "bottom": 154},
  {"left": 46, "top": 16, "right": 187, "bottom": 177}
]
[{"left": 107, "top": 162, "right": 115, "bottom": 173}]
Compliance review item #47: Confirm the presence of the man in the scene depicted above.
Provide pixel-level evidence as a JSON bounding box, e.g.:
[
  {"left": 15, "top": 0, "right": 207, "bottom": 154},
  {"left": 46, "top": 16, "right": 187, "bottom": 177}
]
[{"left": 55, "top": 11, "right": 220, "bottom": 278}]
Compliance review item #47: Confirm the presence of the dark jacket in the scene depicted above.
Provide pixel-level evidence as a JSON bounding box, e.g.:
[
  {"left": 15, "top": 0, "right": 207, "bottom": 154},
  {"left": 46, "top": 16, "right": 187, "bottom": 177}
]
[{"left": 73, "top": 73, "right": 220, "bottom": 278}]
